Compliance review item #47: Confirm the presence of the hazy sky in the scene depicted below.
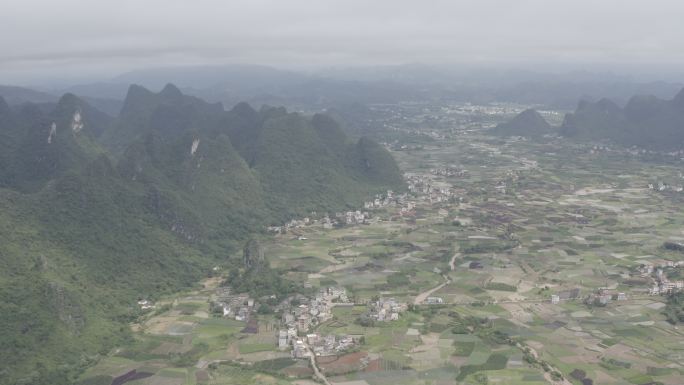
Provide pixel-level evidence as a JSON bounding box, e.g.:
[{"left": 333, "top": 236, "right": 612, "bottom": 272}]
[{"left": 2, "top": 0, "right": 684, "bottom": 84}]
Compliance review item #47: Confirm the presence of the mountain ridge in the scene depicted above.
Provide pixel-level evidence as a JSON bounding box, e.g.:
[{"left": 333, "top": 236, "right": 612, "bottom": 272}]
[
  {"left": 560, "top": 87, "right": 684, "bottom": 149},
  {"left": 0, "top": 84, "right": 404, "bottom": 385}
]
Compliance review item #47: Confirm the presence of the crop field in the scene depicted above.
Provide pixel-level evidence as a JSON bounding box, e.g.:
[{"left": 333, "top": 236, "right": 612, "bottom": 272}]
[{"left": 80, "top": 104, "right": 684, "bottom": 385}]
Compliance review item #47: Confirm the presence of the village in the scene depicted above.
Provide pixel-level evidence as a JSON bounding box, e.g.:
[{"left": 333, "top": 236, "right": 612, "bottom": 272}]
[
  {"left": 209, "top": 278, "right": 415, "bottom": 360},
  {"left": 87, "top": 101, "right": 684, "bottom": 385},
  {"left": 637, "top": 259, "right": 684, "bottom": 295}
]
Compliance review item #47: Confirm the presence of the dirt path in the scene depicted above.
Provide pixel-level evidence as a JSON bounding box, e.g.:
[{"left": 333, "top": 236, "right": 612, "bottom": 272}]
[
  {"left": 305, "top": 343, "right": 331, "bottom": 385},
  {"left": 449, "top": 252, "right": 460, "bottom": 271},
  {"left": 413, "top": 274, "right": 450, "bottom": 305}
]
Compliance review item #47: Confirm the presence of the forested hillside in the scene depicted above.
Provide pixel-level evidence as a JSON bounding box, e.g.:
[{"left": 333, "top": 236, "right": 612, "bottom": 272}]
[
  {"left": 0, "top": 85, "right": 404, "bottom": 385},
  {"left": 560, "top": 88, "right": 684, "bottom": 150}
]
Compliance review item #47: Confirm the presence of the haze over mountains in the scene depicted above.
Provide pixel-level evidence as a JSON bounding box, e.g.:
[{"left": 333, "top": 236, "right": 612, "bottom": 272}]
[
  {"left": 3, "top": 0, "right": 684, "bottom": 383},
  {"left": 2, "top": 59, "right": 684, "bottom": 385},
  {"left": 0, "top": 84, "right": 403, "bottom": 384},
  {"left": 491, "top": 86, "right": 684, "bottom": 151},
  {"left": 560, "top": 88, "right": 684, "bottom": 150},
  {"left": 4, "top": 65, "right": 683, "bottom": 115}
]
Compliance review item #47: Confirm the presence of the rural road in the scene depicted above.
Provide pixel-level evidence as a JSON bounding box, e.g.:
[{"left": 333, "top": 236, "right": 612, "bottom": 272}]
[
  {"left": 305, "top": 343, "right": 331, "bottom": 385},
  {"left": 414, "top": 274, "right": 451, "bottom": 305}
]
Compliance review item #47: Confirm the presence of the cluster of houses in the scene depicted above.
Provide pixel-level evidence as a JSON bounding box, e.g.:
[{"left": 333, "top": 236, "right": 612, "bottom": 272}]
[
  {"left": 454, "top": 102, "right": 526, "bottom": 116},
  {"left": 424, "top": 296, "right": 445, "bottom": 305},
  {"left": 288, "top": 333, "right": 358, "bottom": 358},
  {"left": 214, "top": 287, "right": 257, "bottom": 322},
  {"left": 137, "top": 299, "right": 155, "bottom": 310},
  {"left": 367, "top": 297, "right": 407, "bottom": 322},
  {"left": 266, "top": 173, "right": 460, "bottom": 237},
  {"left": 550, "top": 288, "right": 581, "bottom": 304},
  {"left": 280, "top": 300, "right": 329, "bottom": 335},
  {"left": 648, "top": 182, "right": 684, "bottom": 193},
  {"left": 550, "top": 287, "right": 635, "bottom": 306},
  {"left": 584, "top": 288, "right": 628, "bottom": 306},
  {"left": 275, "top": 287, "right": 357, "bottom": 357},
  {"left": 335, "top": 210, "right": 371, "bottom": 225},
  {"left": 588, "top": 145, "right": 611, "bottom": 154},
  {"left": 267, "top": 217, "right": 312, "bottom": 234},
  {"left": 363, "top": 189, "right": 411, "bottom": 209},
  {"left": 635, "top": 260, "right": 684, "bottom": 295},
  {"left": 548, "top": 267, "right": 682, "bottom": 304},
  {"left": 264, "top": 187, "right": 431, "bottom": 235},
  {"left": 582, "top": 143, "right": 684, "bottom": 162},
  {"left": 267, "top": 205, "right": 379, "bottom": 234},
  {"left": 649, "top": 267, "right": 684, "bottom": 296},
  {"left": 406, "top": 175, "right": 455, "bottom": 204},
  {"left": 399, "top": 201, "right": 417, "bottom": 217},
  {"left": 363, "top": 190, "right": 421, "bottom": 219},
  {"left": 406, "top": 175, "right": 432, "bottom": 195},
  {"left": 430, "top": 167, "right": 468, "bottom": 178},
  {"left": 278, "top": 287, "right": 350, "bottom": 338}
]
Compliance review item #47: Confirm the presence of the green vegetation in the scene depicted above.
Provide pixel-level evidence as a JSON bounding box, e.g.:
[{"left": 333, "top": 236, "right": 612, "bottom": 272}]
[
  {"left": 484, "top": 282, "right": 517, "bottom": 292},
  {"left": 663, "top": 292, "right": 684, "bottom": 324},
  {"left": 74, "top": 376, "right": 112, "bottom": 385},
  {"left": 453, "top": 341, "right": 476, "bottom": 356},
  {"left": 0, "top": 86, "right": 404, "bottom": 385},
  {"left": 238, "top": 343, "right": 274, "bottom": 354},
  {"left": 490, "top": 109, "right": 552, "bottom": 138},
  {"left": 600, "top": 357, "right": 631, "bottom": 370},
  {"left": 6, "top": 90, "right": 684, "bottom": 385},
  {"left": 456, "top": 353, "right": 508, "bottom": 381},
  {"left": 222, "top": 238, "right": 304, "bottom": 299},
  {"left": 250, "top": 357, "right": 297, "bottom": 373},
  {"left": 209, "top": 363, "right": 287, "bottom": 385},
  {"left": 460, "top": 240, "right": 517, "bottom": 254},
  {"left": 387, "top": 272, "right": 411, "bottom": 287},
  {"left": 225, "top": 264, "right": 300, "bottom": 300},
  {"left": 171, "top": 343, "right": 210, "bottom": 367}
]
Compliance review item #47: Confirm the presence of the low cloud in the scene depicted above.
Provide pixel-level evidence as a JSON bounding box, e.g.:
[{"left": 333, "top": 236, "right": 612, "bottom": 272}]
[{"left": 2, "top": 0, "right": 684, "bottom": 83}]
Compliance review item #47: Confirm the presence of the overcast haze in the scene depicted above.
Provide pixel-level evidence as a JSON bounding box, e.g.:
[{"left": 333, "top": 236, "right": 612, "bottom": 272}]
[{"left": 2, "top": 0, "right": 684, "bottom": 84}]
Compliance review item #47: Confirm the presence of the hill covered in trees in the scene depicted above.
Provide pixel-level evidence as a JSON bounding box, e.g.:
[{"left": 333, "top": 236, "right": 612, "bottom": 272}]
[
  {"left": 560, "top": 88, "right": 684, "bottom": 150},
  {"left": 0, "top": 84, "right": 404, "bottom": 385},
  {"left": 490, "top": 109, "right": 553, "bottom": 138}
]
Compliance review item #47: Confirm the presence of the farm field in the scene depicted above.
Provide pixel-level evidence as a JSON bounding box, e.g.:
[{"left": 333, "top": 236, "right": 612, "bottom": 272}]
[{"left": 81, "top": 103, "right": 684, "bottom": 385}]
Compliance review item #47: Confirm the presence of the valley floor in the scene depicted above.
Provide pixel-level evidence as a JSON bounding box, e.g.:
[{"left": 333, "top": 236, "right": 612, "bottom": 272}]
[{"left": 81, "top": 105, "right": 684, "bottom": 385}]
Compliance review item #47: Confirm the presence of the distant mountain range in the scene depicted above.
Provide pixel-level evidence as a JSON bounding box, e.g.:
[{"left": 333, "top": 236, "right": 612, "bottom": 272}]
[
  {"left": 560, "top": 88, "right": 684, "bottom": 150},
  {"left": 0, "top": 84, "right": 403, "bottom": 385},
  {"left": 4, "top": 65, "right": 682, "bottom": 113},
  {"left": 0, "top": 85, "right": 57, "bottom": 105},
  {"left": 492, "top": 88, "right": 684, "bottom": 150},
  {"left": 0, "top": 84, "right": 124, "bottom": 116}
]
